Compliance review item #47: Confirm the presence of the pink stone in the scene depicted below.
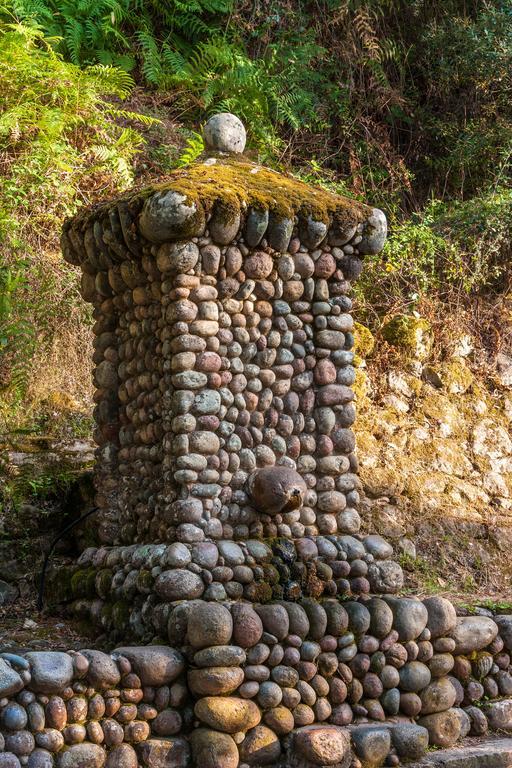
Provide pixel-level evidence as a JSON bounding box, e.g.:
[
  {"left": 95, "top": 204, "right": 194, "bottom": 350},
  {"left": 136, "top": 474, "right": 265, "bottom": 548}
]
[
  {"left": 196, "top": 351, "right": 222, "bottom": 372},
  {"left": 314, "top": 359, "right": 337, "bottom": 385},
  {"left": 314, "top": 253, "right": 336, "bottom": 278}
]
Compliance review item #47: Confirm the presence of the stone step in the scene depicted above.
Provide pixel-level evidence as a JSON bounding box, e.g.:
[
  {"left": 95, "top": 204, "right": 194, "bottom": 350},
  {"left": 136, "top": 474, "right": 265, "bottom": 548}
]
[{"left": 408, "top": 737, "right": 512, "bottom": 767}]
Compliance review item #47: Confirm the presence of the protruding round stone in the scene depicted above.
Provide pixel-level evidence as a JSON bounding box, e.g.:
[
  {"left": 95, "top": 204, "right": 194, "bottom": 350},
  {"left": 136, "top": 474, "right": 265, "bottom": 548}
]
[
  {"left": 188, "top": 603, "right": 233, "bottom": 649},
  {"left": 203, "top": 113, "right": 246, "bottom": 153},
  {"left": 113, "top": 646, "right": 184, "bottom": 686},
  {"left": 57, "top": 743, "right": 106, "bottom": 768},
  {"left": 418, "top": 709, "right": 462, "bottom": 748},
  {"left": 358, "top": 208, "right": 387, "bottom": 254},
  {"left": 248, "top": 466, "right": 306, "bottom": 515},
  {"left": 139, "top": 191, "right": 205, "bottom": 243},
  {"left": 188, "top": 667, "right": 244, "bottom": 697},
  {"left": 239, "top": 725, "right": 281, "bottom": 765},
  {"left": 105, "top": 744, "right": 137, "bottom": 768},
  {"left": 423, "top": 597, "right": 457, "bottom": 639},
  {"left": 391, "top": 723, "right": 429, "bottom": 760},
  {"left": 450, "top": 616, "right": 498, "bottom": 654},
  {"left": 194, "top": 697, "right": 261, "bottom": 733},
  {"left": 190, "top": 729, "right": 239, "bottom": 768}
]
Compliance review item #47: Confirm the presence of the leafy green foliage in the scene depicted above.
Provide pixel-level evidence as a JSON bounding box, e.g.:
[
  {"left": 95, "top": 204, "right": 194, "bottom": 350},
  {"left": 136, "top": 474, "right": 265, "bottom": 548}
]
[
  {"left": 164, "top": 38, "right": 325, "bottom": 153},
  {"left": 0, "top": 19, "right": 152, "bottom": 419},
  {"left": 177, "top": 131, "right": 204, "bottom": 167},
  {"left": 0, "top": 264, "right": 35, "bottom": 403},
  {"left": 0, "top": 20, "right": 153, "bottom": 251},
  {"left": 356, "top": 188, "right": 512, "bottom": 322},
  {"left": 4, "top": 0, "right": 233, "bottom": 78}
]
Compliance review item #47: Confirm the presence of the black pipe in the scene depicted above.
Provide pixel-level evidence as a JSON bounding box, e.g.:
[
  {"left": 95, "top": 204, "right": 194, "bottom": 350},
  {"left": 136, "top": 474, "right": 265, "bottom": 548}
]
[{"left": 37, "top": 506, "right": 99, "bottom": 611}]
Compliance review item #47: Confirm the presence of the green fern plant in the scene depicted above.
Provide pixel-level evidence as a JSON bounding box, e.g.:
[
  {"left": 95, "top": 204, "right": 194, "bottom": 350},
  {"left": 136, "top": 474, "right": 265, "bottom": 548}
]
[
  {"left": 177, "top": 130, "right": 205, "bottom": 167},
  {"left": 3, "top": 0, "right": 233, "bottom": 80},
  {"left": 0, "top": 19, "right": 154, "bottom": 416},
  {"left": 163, "top": 38, "right": 323, "bottom": 153}
]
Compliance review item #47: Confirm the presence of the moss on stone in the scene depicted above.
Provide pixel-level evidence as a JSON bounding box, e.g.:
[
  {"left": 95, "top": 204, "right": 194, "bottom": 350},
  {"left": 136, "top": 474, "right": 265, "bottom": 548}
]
[
  {"left": 71, "top": 568, "right": 97, "bottom": 598},
  {"left": 353, "top": 368, "right": 370, "bottom": 402},
  {"left": 440, "top": 359, "right": 474, "bottom": 394},
  {"left": 95, "top": 568, "right": 113, "bottom": 599},
  {"left": 112, "top": 600, "right": 130, "bottom": 631},
  {"left": 67, "top": 155, "right": 369, "bottom": 247},
  {"left": 354, "top": 322, "right": 375, "bottom": 359},
  {"left": 137, "top": 569, "right": 154, "bottom": 593},
  {"left": 100, "top": 602, "right": 113, "bottom": 628},
  {"left": 381, "top": 315, "right": 432, "bottom": 360}
]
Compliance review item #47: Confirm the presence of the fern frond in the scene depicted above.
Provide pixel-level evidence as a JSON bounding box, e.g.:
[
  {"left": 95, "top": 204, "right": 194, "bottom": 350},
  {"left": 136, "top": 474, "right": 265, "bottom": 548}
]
[{"left": 177, "top": 130, "right": 204, "bottom": 167}]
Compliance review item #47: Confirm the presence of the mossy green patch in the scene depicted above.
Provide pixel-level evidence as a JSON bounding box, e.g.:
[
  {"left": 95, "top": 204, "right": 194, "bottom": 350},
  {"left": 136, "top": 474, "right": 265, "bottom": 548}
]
[
  {"left": 381, "top": 314, "right": 432, "bottom": 360},
  {"left": 71, "top": 567, "right": 97, "bottom": 598},
  {"left": 112, "top": 600, "right": 131, "bottom": 631},
  {"left": 354, "top": 322, "right": 375, "bottom": 359},
  {"left": 95, "top": 568, "right": 113, "bottom": 599}
]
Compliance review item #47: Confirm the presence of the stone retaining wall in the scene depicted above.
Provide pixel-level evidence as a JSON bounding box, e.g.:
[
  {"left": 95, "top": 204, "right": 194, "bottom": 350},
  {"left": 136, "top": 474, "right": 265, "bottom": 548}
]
[{"left": 1, "top": 606, "right": 512, "bottom": 767}]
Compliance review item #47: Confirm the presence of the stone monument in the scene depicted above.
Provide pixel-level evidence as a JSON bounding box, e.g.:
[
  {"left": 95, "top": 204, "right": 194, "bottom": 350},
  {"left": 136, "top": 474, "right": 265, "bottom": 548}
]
[{"left": 1, "top": 114, "right": 512, "bottom": 768}]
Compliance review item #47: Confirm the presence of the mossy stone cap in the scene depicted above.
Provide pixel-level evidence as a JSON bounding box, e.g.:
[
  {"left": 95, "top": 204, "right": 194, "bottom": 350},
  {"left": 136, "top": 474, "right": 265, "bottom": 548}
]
[{"left": 62, "top": 120, "right": 388, "bottom": 265}]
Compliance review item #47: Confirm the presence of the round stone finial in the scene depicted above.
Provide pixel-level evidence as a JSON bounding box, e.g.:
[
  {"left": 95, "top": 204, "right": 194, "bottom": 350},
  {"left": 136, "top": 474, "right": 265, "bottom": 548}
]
[{"left": 203, "top": 113, "right": 247, "bottom": 154}]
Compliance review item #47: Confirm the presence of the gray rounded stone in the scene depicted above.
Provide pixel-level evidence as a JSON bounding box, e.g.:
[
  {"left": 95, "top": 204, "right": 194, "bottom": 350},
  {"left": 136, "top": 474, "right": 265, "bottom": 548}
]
[
  {"left": 280, "top": 602, "right": 310, "bottom": 638},
  {"left": 217, "top": 541, "right": 244, "bottom": 565},
  {"left": 156, "top": 241, "right": 199, "bottom": 274},
  {"left": 0, "top": 659, "right": 23, "bottom": 698},
  {"left": 255, "top": 605, "right": 290, "bottom": 641},
  {"left": 193, "top": 646, "right": 246, "bottom": 668},
  {"left": 81, "top": 650, "right": 120, "bottom": 690},
  {"left": 187, "top": 603, "right": 233, "bottom": 649},
  {"left": 391, "top": 723, "right": 429, "bottom": 759},
  {"left": 163, "top": 543, "right": 191, "bottom": 568},
  {"left": 389, "top": 597, "right": 428, "bottom": 641},
  {"left": 113, "top": 646, "right": 184, "bottom": 686},
  {"left": 344, "top": 602, "right": 371, "bottom": 636},
  {"left": 155, "top": 569, "right": 205, "bottom": 601},
  {"left": 465, "top": 705, "right": 489, "bottom": 736},
  {"left": 57, "top": 744, "right": 106, "bottom": 768},
  {"left": 453, "top": 707, "right": 471, "bottom": 739},
  {"left": 423, "top": 596, "right": 457, "bottom": 639},
  {"left": 0, "top": 755, "right": 21, "bottom": 768},
  {"left": 27, "top": 750, "right": 54, "bottom": 768},
  {"left": 419, "top": 677, "right": 456, "bottom": 714},
  {"left": 352, "top": 726, "right": 391, "bottom": 766},
  {"left": 451, "top": 616, "right": 498, "bottom": 654},
  {"left": 267, "top": 214, "right": 293, "bottom": 253},
  {"left": 381, "top": 688, "right": 400, "bottom": 716},
  {"left": 368, "top": 561, "right": 404, "bottom": 593},
  {"left": 25, "top": 653, "right": 73, "bottom": 694},
  {"left": 244, "top": 208, "right": 269, "bottom": 247},
  {"left": 494, "top": 615, "right": 512, "bottom": 651},
  {"left": 4, "top": 731, "right": 35, "bottom": 757},
  {"left": 358, "top": 208, "right": 387, "bottom": 254},
  {"left": 399, "top": 662, "right": 431, "bottom": 693},
  {"left": 366, "top": 598, "right": 394, "bottom": 639},
  {"left": 1, "top": 702, "right": 27, "bottom": 730},
  {"left": 364, "top": 535, "right": 393, "bottom": 560},
  {"left": 299, "top": 216, "right": 328, "bottom": 249},
  {"left": 257, "top": 681, "right": 283, "bottom": 709},
  {"left": 298, "top": 600, "right": 326, "bottom": 641},
  {"left": 140, "top": 190, "right": 205, "bottom": 242},
  {"left": 203, "top": 113, "right": 246, "bottom": 153}
]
